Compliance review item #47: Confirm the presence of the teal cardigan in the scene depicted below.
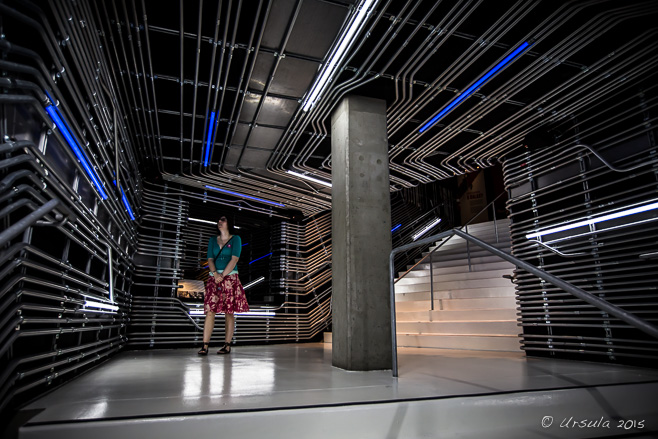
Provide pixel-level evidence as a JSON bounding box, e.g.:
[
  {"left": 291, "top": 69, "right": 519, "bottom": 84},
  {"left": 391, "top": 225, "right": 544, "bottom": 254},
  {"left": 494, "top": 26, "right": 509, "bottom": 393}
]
[{"left": 207, "top": 235, "right": 242, "bottom": 274}]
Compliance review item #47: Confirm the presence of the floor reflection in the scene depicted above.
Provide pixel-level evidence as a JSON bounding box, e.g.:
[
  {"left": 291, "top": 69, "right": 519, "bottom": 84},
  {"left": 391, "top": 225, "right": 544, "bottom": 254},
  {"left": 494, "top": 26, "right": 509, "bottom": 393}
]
[
  {"left": 23, "top": 343, "right": 658, "bottom": 423},
  {"left": 183, "top": 353, "right": 276, "bottom": 398}
]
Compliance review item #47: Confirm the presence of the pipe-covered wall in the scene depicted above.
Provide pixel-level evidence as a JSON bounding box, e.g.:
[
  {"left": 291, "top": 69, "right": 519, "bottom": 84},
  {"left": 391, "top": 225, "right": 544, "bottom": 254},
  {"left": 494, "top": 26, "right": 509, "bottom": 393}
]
[
  {"left": 504, "top": 85, "right": 658, "bottom": 367},
  {"left": 0, "top": 0, "right": 141, "bottom": 416}
]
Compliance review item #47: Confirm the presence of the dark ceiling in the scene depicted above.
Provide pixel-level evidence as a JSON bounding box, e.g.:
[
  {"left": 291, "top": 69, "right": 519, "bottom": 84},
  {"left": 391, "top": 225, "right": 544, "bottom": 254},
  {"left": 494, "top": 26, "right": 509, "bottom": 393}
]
[{"left": 19, "top": 0, "right": 658, "bottom": 216}]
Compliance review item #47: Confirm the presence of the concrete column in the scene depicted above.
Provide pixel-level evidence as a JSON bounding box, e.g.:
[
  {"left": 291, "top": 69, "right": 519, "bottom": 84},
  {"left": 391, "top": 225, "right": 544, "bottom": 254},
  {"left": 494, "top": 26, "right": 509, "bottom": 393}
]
[{"left": 331, "top": 95, "right": 392, "bottom": 371}]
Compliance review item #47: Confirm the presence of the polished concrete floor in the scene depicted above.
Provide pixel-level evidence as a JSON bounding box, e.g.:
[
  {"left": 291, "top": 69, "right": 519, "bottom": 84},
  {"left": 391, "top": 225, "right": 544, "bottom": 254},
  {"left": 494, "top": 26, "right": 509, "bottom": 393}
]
[{"left": 22, "top": 343, "right": 658, "bottom": 425}]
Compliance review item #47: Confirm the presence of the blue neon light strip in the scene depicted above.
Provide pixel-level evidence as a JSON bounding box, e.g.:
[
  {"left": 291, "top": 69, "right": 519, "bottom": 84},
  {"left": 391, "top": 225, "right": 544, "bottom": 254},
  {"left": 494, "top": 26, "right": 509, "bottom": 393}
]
[
  {"left": 419, "top": 41, "right": 532, "bottom": 134},
  {"left": 45, "top": 105, "right": 108, "bottom": 199},
  {"left": 205, "top": 185, "right": 286, "bottom": 207},
  {"left": 391, "top": 224, "right": 402, "bottom": 232},
  {"left": 120, "top": 187, "right": 136, "bottom": 220},
  {"left": 203, "top": 111, "right": 216, "bottom": 167},
  {"left": 113, "top": 180, "right": 136, "bottom": 220},
  {"left": 242, "top": 243, "right": 249, "bottom": 246},
  {"left": 249, "top": 252, "right": 272, "bottom": 265}
]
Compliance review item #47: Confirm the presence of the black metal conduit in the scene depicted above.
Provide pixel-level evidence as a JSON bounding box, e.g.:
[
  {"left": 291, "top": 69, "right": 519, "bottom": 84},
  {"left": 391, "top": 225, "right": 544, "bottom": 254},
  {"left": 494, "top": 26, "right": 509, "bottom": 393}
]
[
  {"left": 14, "top": 0, "right": 652, "bottom": 216},
  {"left": 501, "top": 115, "right": 658, "bottom": 365},
  {"left": 0, "top": 0, "right": 142, "bottom": 420},
  {"left": 1, "top": 2, "right": 143, "bottom": 218}
]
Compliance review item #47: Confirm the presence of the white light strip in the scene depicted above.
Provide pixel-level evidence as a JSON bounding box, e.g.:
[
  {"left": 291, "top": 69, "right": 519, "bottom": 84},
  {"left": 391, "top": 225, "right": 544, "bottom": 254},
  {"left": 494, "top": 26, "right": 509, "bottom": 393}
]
[
  {"left": 412, "top": 218, "right": 442, "bottom": 241},
  {"left": 84, "top": 300, "right": 119, "bottom": 312},
  {"left": 243, "top": 276, "right": 266, "bottom": 289},
  {"left": 526, "top": 200, "right": 658, "bottom": 239},
  {"left": 286, "top": 170, "right": 332, "bottom": 187},
  {"left": 237, "top": 310, "right": 274, "bottom": 316},
  {"left": 188, "top": 217, "right": 217, "bottom": 225},
  {"left": 188, "top": 308, "right": 274, "bottom": 317},
  {"left": 302, "top": 0, "right": 375, "bottom": 112}
]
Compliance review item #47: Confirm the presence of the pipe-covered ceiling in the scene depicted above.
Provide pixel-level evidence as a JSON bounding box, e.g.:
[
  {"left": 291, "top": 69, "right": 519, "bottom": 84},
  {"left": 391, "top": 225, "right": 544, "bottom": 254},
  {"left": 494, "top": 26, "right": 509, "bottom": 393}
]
[{"left": 35, "top": 0, "right": 658, "bottom": 215}]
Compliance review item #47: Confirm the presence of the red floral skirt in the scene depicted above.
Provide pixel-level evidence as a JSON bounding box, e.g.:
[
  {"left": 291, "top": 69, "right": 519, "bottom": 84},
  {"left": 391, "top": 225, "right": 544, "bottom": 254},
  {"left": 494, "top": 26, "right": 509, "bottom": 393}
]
[{"left": 204, "top": 274, "right": 250, "bottom": 314}]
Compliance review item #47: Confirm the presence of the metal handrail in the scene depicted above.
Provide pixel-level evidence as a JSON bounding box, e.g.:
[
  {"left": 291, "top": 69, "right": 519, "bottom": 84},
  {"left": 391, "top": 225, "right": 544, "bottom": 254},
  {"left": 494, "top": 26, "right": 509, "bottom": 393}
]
[
  {"left": 394, "top": 191, "right": 506, "bottom": 284},
  {"left": 394, "top": 191, "right": 506, "bottom": 311},
  {"left": 389, "top": 227, "right": 658, "bottom": 377}
]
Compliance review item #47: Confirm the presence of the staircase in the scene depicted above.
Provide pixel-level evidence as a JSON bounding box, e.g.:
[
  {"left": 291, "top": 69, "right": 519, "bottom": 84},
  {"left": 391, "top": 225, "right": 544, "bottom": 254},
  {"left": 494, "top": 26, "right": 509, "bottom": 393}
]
[{"left": 395, "top": 219, "right": 520, "bottom": 351}]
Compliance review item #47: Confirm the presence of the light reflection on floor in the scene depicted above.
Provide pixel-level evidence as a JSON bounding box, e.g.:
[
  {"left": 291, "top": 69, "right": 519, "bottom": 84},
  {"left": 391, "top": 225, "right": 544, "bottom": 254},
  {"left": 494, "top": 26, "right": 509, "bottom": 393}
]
[{"left": 23, "top": 343, "right": 658, "bottom": 424}]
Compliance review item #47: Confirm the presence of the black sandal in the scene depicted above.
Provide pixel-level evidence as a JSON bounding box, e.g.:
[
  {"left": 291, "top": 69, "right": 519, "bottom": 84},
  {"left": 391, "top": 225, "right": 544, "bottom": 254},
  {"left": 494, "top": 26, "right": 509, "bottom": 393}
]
[
  {"left": 198, "top": 342, "right": 210, "bottom": 355},
  {"left": 217, "top": 342, "right": 231, "bottom": 355}
]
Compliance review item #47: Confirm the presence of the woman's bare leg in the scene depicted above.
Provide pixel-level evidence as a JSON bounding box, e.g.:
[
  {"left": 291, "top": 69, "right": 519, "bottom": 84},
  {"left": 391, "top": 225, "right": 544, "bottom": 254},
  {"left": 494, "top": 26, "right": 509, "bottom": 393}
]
[
  {"left": 203, "top": 312, "right": 215, "bottom": 343},
  {"left": 225, "top": 313, "right": 235, "bottom": 343}
]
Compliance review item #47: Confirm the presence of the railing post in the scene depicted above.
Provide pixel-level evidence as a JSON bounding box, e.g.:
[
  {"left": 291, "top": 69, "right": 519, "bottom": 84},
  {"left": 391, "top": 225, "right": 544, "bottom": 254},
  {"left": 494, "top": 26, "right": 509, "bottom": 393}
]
[
  {"left": 389, "top": 252, "right": 399, "bottom": 377},
  {"left": 107, "top": 245, "right": 114, "bottom": 303},
  {"left": 465, "top": 224, "right": 472, "bottom": 272},
  {"left": 429, "top": 250, "right": 434, "bottom": 311},
  {"left": 493, "top": 203, "right": 499, "bottom": 243}
]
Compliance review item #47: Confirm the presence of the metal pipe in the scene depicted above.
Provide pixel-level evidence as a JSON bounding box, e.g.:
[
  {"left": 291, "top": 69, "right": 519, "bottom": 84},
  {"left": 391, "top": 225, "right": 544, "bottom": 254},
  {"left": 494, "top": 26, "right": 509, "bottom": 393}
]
[
  {"left": 108, "top": 245, "right": 115, "bottom": 303},
  {"left": 0, "top": 199, "right": 60, "bottom": 247}
]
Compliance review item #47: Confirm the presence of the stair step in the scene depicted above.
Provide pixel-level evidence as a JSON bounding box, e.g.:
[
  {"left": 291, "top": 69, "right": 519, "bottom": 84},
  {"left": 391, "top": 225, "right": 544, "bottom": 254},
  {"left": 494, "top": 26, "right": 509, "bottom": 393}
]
[
  {"left": 398, "top": 320, "right": 518, "bottom": 335},
  {"left": 396, "top": 286, "right": 516, "bottom": 301},
  {"left": 444, "top": 221, "right": 510, "bottom": 235},
  {"left": 422, "top": 242, "right": 511, "bottom": 259},
  {"left": 397, "top": 267, "right": 513, "bottom": 283},
  {"left": 397, "top": 333, "right": 521, "bottom": 351},
  {"left": 396, "top": 277, "right": 514, "bottom": 294},
  {"left": 394, "top": 220, "right": 519, "bottom": 353},
  {"left": 410, "top": 255, "right": 512, "bottom": 271},
  {"left": 395, "top": 297, "right": 517, "bottom": 312},
  {"left": 431, "top": 234, "right": 511, "bottom": 249},
  {"left": 397, "top": 308, "right": 518, "bottom": 322},
  {"left": 460, "top": 219, "right": 510, "bottom": 228},
  {"left": 442, "top": 297, "right": 517, "bottom": 310},
  {"left": 428, "top": 241, "right": 512, "bottom": 254},
  {"left": 434, "top": 224, "right": 510, "bottom": 237}
]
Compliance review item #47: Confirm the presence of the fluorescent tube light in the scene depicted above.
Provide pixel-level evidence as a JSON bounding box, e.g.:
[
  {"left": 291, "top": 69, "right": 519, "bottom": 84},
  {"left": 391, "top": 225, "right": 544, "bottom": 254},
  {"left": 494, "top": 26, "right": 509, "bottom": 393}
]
[
  {"left": 236, "top": 310, "right": 274, "bottom": 316},
  {"left": 302, "top": 0, "right": 376, "bottom": 112},
  {"left": 249, "top": 253, "right": 272, "bottom": 265},
  {"left": 188, "top": 217, "right": 217, "bottom": 225},
  {"left": 205, "top": 185, "right": 285, "bottom": 207},
  {"left": 188, "top": 217, "right": 242, "bottom": 227},
  {"left": 419, "top": 41, "right": 532, "bottom": 134},
  {"left": 203, "top": 111, "right": 216, "bottom": 167},
  {"left": 391, "top": 224, "right": 402, "bottom": 233},
  {"left": 189, "top": 307, "right": 274, "bottom": 317},
  {"left": 526, "top": 200, "right": 658, "bottom": 239},
  {"left": 84, "top": 300, "right": 119, "bottom": 312},
  {"left": 243, "top": 276, "right": 265, "bottom": 289},
  {"left": 412, "top": 218, "right": 442, "bottom": 241},
  {"left": 286, "top": 170, "right": 332, "bottom": 187},
  {"left": 45, "top": 105, "right": 109, "bottom": 200}
]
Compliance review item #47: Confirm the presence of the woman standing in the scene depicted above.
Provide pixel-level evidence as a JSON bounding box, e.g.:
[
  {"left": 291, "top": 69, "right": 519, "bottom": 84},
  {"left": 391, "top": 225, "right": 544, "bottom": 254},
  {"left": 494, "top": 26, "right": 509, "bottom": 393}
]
[{"left": 198, "top": 215, "right": 249, "bottom": 355}]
